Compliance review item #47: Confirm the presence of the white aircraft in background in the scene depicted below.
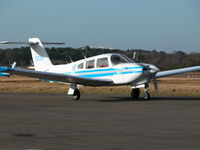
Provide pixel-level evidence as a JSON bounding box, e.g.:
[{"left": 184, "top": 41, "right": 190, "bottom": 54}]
[{"left": 0, "top": 38, "right": 200, "bottom": 100}]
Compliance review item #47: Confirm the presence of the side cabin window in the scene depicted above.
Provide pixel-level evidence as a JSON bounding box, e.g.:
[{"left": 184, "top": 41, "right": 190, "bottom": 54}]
[
  {"left": 97, "top": 58, "right": 109, "bottom": 68},
  {"left": 77, "top": 63, "right": 84, "bottom": 69},
  {"left": 111, "top": 55, "right": 127, "bottom": 65},
  {"left": 86, "top": 60, "right": 95, "bottom": 69}
]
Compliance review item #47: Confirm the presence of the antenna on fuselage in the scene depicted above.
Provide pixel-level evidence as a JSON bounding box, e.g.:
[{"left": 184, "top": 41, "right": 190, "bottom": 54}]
[
  {"left": 69, "top": 56, "right": 73, "bottom": 63},
  {"left": 133, "top": 52, "right": 137, "bottom": 60},
  {"left": 137, "top": 50, "right": 141, "bottom": 61},
  {"left": 79, "top": 45, "right": 90, "bottom": 59},
  {"left": 132, "top": 50, "right": 141, "bottom": 62},
  {"left": 85, "top": 45, "right": 90, "bottom": 58},
  {"left": 82, "top": 53, "right": 87, "bottom": 59}
]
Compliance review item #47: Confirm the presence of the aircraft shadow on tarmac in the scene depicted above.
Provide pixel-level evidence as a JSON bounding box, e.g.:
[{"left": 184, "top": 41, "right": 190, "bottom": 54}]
[{"left": 97, "top": 96, "right": 200, "bottom": 102}]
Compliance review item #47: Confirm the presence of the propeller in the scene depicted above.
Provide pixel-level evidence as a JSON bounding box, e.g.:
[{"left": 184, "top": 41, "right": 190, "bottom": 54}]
[
  {"left": 152, "top": 76, "right": 158, "bottom": 94},
  {"left": 140, "top": 63, "right": 159, "bottom": 94},
  {"left": 132, "top": 50, "right": 159, "bottom": 94},
  {"left": 150, "top": 65, "right": 159, "bottom": 95}
]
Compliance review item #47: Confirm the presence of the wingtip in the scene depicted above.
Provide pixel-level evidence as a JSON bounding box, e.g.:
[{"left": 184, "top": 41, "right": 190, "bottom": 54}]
[{"left": 0, "top": 41, "right": 9, "bottom": 44}]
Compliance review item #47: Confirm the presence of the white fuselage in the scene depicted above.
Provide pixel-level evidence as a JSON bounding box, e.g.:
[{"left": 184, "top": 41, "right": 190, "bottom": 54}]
[{"left": 46, "top": 53, "right": 151, "bottom": 85}]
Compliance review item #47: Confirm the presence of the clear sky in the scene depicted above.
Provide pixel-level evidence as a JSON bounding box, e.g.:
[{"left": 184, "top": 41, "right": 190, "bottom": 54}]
[{"left": 0, "top": 0, "right": 199, "bottom": 52}]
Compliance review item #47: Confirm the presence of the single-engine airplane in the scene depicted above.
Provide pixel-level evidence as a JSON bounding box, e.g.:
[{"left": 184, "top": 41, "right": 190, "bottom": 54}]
[{"left": 0, "top": 38, "right": 200, "bottom": 100}]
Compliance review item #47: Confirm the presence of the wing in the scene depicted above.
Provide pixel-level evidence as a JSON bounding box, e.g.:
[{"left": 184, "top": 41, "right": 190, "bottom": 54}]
[
  {"left": 3, "top": 67, "right": 113, "bottom": 86},
  {"left": 156, "top": 66, "right": 200, "bottom": 78}
]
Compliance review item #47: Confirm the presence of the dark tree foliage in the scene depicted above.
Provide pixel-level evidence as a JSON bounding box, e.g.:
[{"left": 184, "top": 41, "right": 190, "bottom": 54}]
[{"left": 0, "top": 47, "right": 199, "bottom": 70}]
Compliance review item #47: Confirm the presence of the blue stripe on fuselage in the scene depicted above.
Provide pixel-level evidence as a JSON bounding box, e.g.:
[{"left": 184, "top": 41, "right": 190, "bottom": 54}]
[
  {"left": 78, "top": 71, "right": 143, "bottom": 78},
  {"left": 74, "top": 67, "right": 143, "bottom": 74},
  {"left": 120, "top": 71, "right": 143, "bottom": 74},
  {"left": 65, "top": 67, "right": 143, "bottom": 78}
]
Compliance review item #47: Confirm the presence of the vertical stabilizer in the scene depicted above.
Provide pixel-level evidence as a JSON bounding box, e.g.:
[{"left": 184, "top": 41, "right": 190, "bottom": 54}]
[{"left": 29, "top": 38, "right": 53, "bottom": 71}]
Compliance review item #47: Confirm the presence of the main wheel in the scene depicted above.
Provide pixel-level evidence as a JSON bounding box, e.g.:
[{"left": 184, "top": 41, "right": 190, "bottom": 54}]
[
  {"left": 72, "top": 89, "right": 80, "bottom": 100},
  {"left": 144, "top": 92, "right": 150, "bottom": 100},
  {"left": 131, "top": 88, "right": 140, "bottom": 99}
]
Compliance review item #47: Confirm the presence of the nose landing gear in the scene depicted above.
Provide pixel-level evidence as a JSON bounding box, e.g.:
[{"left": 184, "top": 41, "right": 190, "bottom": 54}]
[
  {"left": 144, "top": 90, "right": 150, "bottom": 100},
  {"left": 144, "top": 84, "right": 150, "bottom": 100},
  {"left": 131, "top": 84, "right": 151, "bottom": 100}
]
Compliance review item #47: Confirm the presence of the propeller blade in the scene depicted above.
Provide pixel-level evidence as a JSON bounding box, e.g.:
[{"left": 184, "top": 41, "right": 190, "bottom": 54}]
[{"left": 153, "top": 77, "right": 158, "bottom": 94}]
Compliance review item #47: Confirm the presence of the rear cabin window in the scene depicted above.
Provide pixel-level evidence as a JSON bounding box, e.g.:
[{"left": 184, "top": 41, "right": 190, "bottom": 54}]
[
  {"left": 86, "top": 60, "right": 95, "bottom": 69},
  {"left": 77, "top": 63, "right": 83, "bottom": 69},
  {"left": 111, "top": 55, "right": 127, "bottom": 65},
  {"left": 97, "top": 58, "right": 109, "bottom": 68}
]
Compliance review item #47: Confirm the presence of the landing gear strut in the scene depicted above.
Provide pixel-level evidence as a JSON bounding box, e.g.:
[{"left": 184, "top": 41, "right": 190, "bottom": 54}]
[
  {"left": 131, "top": 84, "right": 151, "bottom": 100},
  {"left": 68, "top": 84, "right": 81, "bottom": 100},
  {"left": 72, "top": 89, "right": 81, "bottom": 100},
  {"left": 144, "top": 84, "right": 150, "bottom": 100},
  {"left": 131, "top": 88, "right": 140, "bottom": 99}
]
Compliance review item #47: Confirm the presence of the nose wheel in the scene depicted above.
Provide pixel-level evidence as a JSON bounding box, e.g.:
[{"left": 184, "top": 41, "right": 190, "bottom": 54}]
[
  {"left": 144, "top": 85, "right": 150, "bottom": 100},
  {"left": 131, "top": 84, "right": 151, "bottom": 100},
  {"left": 144, "top": 91, "right": 150, "bottom": 100}
]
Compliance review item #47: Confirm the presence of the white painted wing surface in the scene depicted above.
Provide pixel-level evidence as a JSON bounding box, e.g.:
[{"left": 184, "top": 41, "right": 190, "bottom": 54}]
[
  {"left": 7, "top": 68, "right": 113, "bottom": 86},
  {"left": 156, "top": 66, "right": 200, "bottom": 78},
  {"left": 0, "top": 41, "right": 65, "bottom": 45}
]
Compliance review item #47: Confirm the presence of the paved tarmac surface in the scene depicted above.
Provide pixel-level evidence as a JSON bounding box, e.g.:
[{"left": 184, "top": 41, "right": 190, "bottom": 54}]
[{"left": 0, "top": 93, "right": 200, "bottom": 150}]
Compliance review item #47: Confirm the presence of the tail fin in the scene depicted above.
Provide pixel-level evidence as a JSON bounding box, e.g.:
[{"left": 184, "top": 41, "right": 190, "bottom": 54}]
[
  {"left": 29, "top": 38, "right": 52, "bottom": 71},
  {"left": 0, "top": 38, "right": 65, "bottom": 71}
]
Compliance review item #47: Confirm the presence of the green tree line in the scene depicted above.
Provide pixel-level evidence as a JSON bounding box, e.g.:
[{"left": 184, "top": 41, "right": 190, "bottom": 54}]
[{"left": 0, "top": 47, "right": 199, "bottom": 70}]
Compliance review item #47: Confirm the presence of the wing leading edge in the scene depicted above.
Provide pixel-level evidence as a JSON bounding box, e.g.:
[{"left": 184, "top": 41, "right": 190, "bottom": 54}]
[
  {"left": 4, "top": 68, "right": 113, "bottom": 86},
  {"left": 156, "top": 66, "right": 200, "bottom": 78}
]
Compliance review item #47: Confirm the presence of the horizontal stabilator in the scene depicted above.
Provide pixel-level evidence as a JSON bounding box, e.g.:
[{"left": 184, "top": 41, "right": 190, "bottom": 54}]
[
  {"left": 0, "top": 72, "right": 11, "bottom": 76},
  {"left": 0, "top": 66, "right": 11, "bottom": 72}
]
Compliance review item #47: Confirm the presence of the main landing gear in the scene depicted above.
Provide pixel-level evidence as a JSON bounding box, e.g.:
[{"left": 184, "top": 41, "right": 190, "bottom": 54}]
[
  {"left": 68, "top": 84, "right": 81, "bottom": 100},
  {"left": 131, "top": 88, "right": 140, "bottom": 99},
  {"left": 131, "top": 84, "right": 150, "bottom": 100},
  {"left": 72, "top": 89, "right": 81, "bottom": 100}
]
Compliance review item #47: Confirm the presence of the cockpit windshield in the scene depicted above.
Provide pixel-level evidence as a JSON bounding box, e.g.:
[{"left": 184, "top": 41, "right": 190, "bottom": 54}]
[
  {"left": 121, "top": 55, "right": 135, "bottom": 63},
  {"left": 111, "top": 54, "right": 134, "bottom": 65}
]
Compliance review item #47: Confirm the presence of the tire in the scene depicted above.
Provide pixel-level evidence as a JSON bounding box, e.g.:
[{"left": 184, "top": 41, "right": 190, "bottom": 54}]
[
  {"left": 144, "top": 92, "right": 150, "bottom": 100},
  {"left": 72, "top": 89, "right": 80, "bottom": 100},
  {"left": 131, "top": 88, "right": 140, "bottom": 99}
]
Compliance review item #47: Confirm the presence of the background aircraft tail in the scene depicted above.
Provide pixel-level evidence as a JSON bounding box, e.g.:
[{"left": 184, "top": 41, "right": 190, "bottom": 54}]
[{"left": 29, "top": 38, "right": 53, "bottom": 71}]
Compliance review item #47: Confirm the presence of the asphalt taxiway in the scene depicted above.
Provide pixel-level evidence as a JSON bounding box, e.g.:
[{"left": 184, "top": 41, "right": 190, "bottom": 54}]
[{"left": 0, "top": 93, "right": 200, "bottom": 149}]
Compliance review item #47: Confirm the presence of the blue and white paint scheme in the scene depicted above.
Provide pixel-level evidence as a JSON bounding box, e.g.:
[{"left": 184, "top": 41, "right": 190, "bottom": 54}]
[
  {"left": 0, "top": 67, "right": 11, "bottom": 76},
  {"left": 0, "top": 38, "right": 200, "bottom": 100},
  {"left": 0, "top": 72, "right": 10, "bottom": 76}
]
